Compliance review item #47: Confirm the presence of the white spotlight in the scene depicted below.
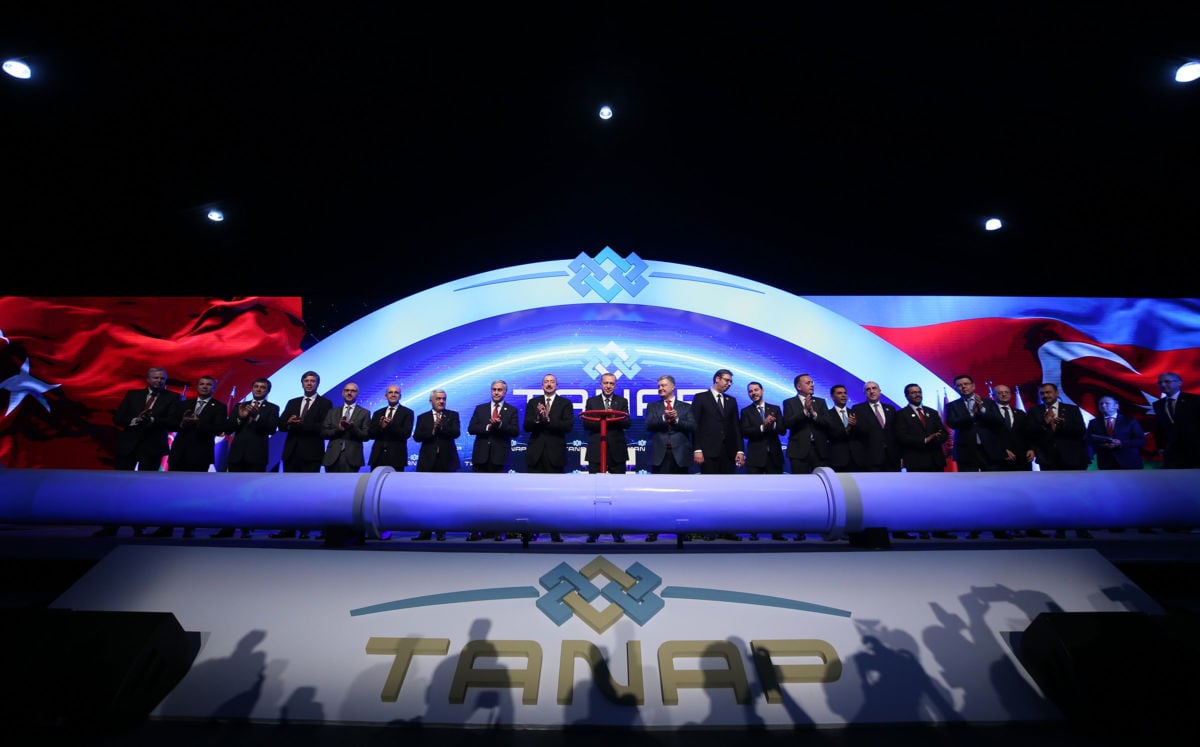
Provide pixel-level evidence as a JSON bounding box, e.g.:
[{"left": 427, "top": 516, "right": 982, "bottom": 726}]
[
  {"left": 1176, "top": 62, "right": 1200, "bottom": 83},
  {"left": 3, "top": 59, "right": 32, "bottom": 80},
  {"left": 598, "top": 105, "right": 613, "bottom": 120},
  {"left": 206, "top": 209, "right": 225, "bottom": 223},
  {"left": 984, "top": 218, "right": 1003, "bottom": 232}
]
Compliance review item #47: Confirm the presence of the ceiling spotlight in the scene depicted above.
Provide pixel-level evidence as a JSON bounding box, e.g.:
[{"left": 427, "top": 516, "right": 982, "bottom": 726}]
[
  {"left": 598, "top": 105, "right": 613, "bottom": 120},
  {"left": 206, "top": 209, "right": 225, "bottom": 222},
  {"left": 2, "top": 59, "right": 32, "bottom": 80},
  {"left": 1176, "top": 61, "right": 1200, "bottom": 83},
  {"left": 984, "top": 218, "right": 1003, "bottom": 232}
]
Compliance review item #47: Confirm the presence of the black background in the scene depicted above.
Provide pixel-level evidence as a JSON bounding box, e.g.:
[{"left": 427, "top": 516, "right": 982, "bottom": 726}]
[{"left": 5, "top": 4, "right": 1198, "bottom": 331}]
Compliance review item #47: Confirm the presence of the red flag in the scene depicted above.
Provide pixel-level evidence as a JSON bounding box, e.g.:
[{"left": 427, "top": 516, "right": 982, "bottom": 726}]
[{"left": 0, "top": 297, "right": 304, "bottom": 468}]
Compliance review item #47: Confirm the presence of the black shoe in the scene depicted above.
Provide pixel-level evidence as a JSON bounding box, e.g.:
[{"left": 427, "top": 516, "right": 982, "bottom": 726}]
[
  {"left": 550, "top": 533, "right": 564, "bottom": 543},
  {"left": 1024, "top": 529, "right": 1050, "bottom": 538},
  {"left": 918, "top": 532, "right": 931, "bottom": 539},
  {"left": 992, "top": 530, "right": 1015, "bottom": 540},
  {"left": 212, "top": 528, "right": 235, "bottom": 538},
  {"left": 749, "top": 533, "right": 760, "bottom": 541},
  {"left": 92, "top": 526, "right": 118, "bottom": 538},
  {"left": 892, "top": 532, "right": 917, "bottom": 540},
  {"left": 269, "top": 530, "right": 297, "bottom": 539},
  {"left": 131, "top": 527, "right": 145, "bottom": 538},
  {"left": 793, "top": 533, "right": 806, "bottom": 541},
  {"left": 1076, "top": 529, "right": 1093, "bottom": 539},
  {"left": 150, "top": 527, "right": 175, "bottom": 538},
  {"left": 932, "top": 531, "right": 957, "bottom": 539},
  {"left": 586, "top": 534, "right": 598, "bottom": 543},
  {"left": 298, "top": 531, "right": 311, "bottom": 539},
  {"left": 771, "top": 533, "right": 787, "bottom": 541},
  {"left": 723, "top": 533, "right": 743, "bottom": 541},
  {"left": 413, "top": 531, "right": 432, "bottom": 541},
  {"left": 240, "top": 529, "right": 253, "bottom": 539},
  {"left": 646, "top": 533, "right": 658, "bottom": 543},
  {"left": 966, "top": 531, "right": 981, "bottom": 539},
  {"left": 466, "top": 532, "right": 484, "bottom": 542},
  {"left": 1138, "top": 527, "right": 1158, "bottom": 534},
  {"left": 181, "top": 528, "right": 195, "bottom": 539},
  {"left": 1053, "top": 529, "right": 1067, "bottom": 539},
  {"left": 436, "top": 532, "right": 446, "bottom": 541},
  {"left": 613, "top": 534, "right": 625, "bottom": 543}
]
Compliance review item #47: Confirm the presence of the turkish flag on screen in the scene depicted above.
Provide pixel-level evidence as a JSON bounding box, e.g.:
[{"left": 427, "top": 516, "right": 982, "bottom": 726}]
[{"left": 0, "top": 297, "right": 304, "bottom": 468}]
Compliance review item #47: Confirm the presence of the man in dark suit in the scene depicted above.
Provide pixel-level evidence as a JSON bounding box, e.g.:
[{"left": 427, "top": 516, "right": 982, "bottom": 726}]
[
  {"left": 742, "top": 381, "right": 787, "bottom": 541},
  {"left": 692, "top": 368, "right": 745, "bottom": 540},
  {"left": 215, "top": 377, "right": 278, "bottom": 538},
  {"left": 1153, "top": 371, "right": 1200, "bottom": 469},
  {"left": 466, "top": 380, "right": 519, "bottom": 541},
  {"left": 645, "top": 374, "right": 695, "bottom": 543},
  {"left": 1028, "top": 382, "right": 1092, "bottom": 539},
  {"left": 321, "top": 382, "right": 371, "bottom": 473},
  {"left": 523, "top": 373, "right": 574, "bottom": 542},
  {"left": 893, "top": 383, "right": 953, "bottom": 540},
  {"left": 156, "top": 374, "right": 226, "bottom": 538},
  {"left": 894, "top": 384, "right": 948, "bottom": 473},
  {"left": 992, "top": 384, "right": 1034, "bottom": 472},
  {"left": 98, "top": 366, "right": 181, "bottom": 537},
  {"left": 368, "top": 384, "right": 415, "bottom": 472},
  {"left": 692, "top": 368, "right": 745, "bottom": 474},
  {"left": 1087, "top": 394, "right": 1146, "bottom": 470},
  {"left": 782, "top": 373, "right": 829, "bottom": 475},
  {"left": 821, "top": 385, "right": 858, "bottom": 472},
  {"left": 584, "top": 372, "right": 631, "bottom": 543},
  {"left": 945, "top": 374, "right": 1005, "bottom": 472},
  {"left": 412, "top": 388, "right": 460, "bottom": 540},
  {"left": 849, "top": 381, "right": 900, "bottom": 473},
  {"left": 272, "top": 370, "right": 333, "bottom": 539}
]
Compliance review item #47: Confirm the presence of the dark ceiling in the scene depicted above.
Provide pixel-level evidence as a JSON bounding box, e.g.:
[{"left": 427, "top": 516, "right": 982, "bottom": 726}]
[{"left": 4, "top": 5, "right": 1198, "bottom": 299}]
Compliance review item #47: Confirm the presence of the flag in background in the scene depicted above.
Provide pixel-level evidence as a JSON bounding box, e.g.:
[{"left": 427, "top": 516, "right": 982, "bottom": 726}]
[{"left": 0, "top": 297, "right": 304, "bottom": 469}]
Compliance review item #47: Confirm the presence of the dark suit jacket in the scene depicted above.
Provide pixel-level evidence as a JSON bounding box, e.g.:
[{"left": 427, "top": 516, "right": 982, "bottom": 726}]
[
  {"left": 741, "top": 401, "right": 784, "bottom": 472},
  {"left": 849, "top": 401, "right": 900, "bottom": 471},
  {"left": 893, "top": 404, "right": 948, "bottom": 472},
  {"left": 1153, "top": 392, "right": 1200, "bottom": 468},
  {"left": 691, "top": 390, "right": 743, "bottom": 463},
  {"left": 583, "top": 394, "right": 631, "bottom": 470},
  {"left": 113, "top": 387, "right": 181, "bottom": 468},
  {"left": 821, "top": 407, "right": 857, "bottom": 471},
  {"left": 1086, "top": 413, "right": 1146, "bottom": 470},
  {"left": 167, "top": 398, "right": 227, "bottom": 471},
  {"left": 279, "top": 394, "right": 334, "bottom": 469},
  {"left": 321, "top": 403, "right": 371, "bottom": 470},
  {"left": 995, "top": 405, "right": 1034, "bottom": 471},
  {"left": 782, "top": 395, "right": 829, "bottom": 461},
  {"left": 523, "top": 395, "right": 575, "bottom": 472},
  {"left": 945, "top": 397, "right": 1005, "bottom": 470},
  {"left": 224, "top": 399, "right": 280, "bottom": 470},
  {"left": 413, "top": 409, "right": 461, "bottom": 472},
  {"left": 468, "top": 401, "right": 519, "bottom": 469},
  {"left": 1026, "top": 401, "right": 1089, "bottom": 470},
  {"left": 645, "top": 398, "right": 695, "bottom": 468},
  {"left": 368, "top": 403, "right": 415, "bottom": 470}
]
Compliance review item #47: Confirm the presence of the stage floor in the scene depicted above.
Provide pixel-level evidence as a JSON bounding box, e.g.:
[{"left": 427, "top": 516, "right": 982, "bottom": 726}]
[{"left": 3, "top": 524, "right": 1199, "bottom": 746}]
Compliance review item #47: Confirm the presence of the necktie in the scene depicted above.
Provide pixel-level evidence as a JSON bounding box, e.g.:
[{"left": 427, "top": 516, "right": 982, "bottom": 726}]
[
  {"left": 386, "top": 406, "right": 395, "bottom": 420},
  {"left": 759, "top": 405, "right": 766, "bottom": 420},
  {"left": 915, "top": 406, "right": 926, "bottom": 427},
  {"left": 300, "top": 397, "right": 311, "bottom": 418},
  {"left": 666, "top": 399, "right": 673, "bottom": 412},
  {"left": 717, "top": 393, "right": 724, "bottom": 411},
  {"left": 1106, "top": 417, "right": 1114, "bottom": 436},
  {"left": 840, "top": 408, "right": 848, "bottom": 427},
  {"left": 604, "top": 397, "right": 611, "bottom": 410},
  {"left": 493, "top": 402, "right": 500, "bottom": 418},
  {"left": 1048, "top": 405, "right": 1057, "bottom": 430},
  {"left": 803, "top": 395, "right": 812, "bottom": 415},
  {"left": 146, "top": 393, "right": 157, "bottom": 410},
  {"left": 434, "top": 411, "right": 441, "bottom": 424},
  {"left": 1167, "top": 398, "right": 1177, "bottom": 420},
  {"left": 195, "top": 400, "right": 206, "bottom": 415},
  {"left": 1002, "top": 405, "right": 1012, "bottom": 427},
  {"left": 873, "top": 403, "right": 885, "bottom": 427},
  {"left": 344, "top": 405, "right": 352, "bottom": 419}
]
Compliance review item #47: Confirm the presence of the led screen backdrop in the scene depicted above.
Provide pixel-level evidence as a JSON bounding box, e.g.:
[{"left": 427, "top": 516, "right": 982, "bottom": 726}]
[{"left": 1, "top": 249, "right": 1196, "bottom": 470}]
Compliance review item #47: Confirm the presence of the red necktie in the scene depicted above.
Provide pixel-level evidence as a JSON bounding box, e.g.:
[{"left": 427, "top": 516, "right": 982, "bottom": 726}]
[
  {"left": 1106, "top": 417, "right": 1114, "bottom": 436},
  {"left": 916, "top": 407, "right": 926, "bottom": 427},
  {"left": 493, "top": 402, "right": 499, "bottom": 419}
]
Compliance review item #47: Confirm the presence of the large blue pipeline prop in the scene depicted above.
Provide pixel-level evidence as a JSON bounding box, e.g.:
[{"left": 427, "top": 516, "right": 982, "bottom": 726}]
[{"left": 1, "top": 468, "right": 1197, "bottom": 538}]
